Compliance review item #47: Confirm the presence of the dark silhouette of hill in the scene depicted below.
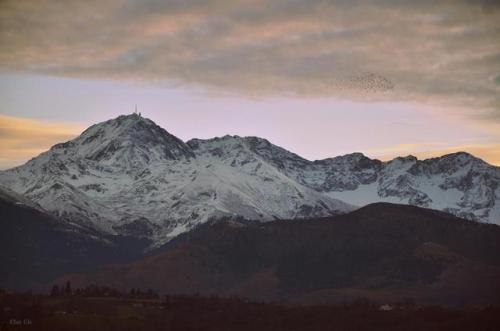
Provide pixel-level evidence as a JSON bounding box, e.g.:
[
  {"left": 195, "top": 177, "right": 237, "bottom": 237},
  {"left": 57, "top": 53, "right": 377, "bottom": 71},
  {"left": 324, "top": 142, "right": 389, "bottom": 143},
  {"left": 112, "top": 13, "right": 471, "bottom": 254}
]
[
  {"left": 0, "top": 194, "right": 150, "bottom": 290},
  {"left": 58, "top": 203, "right": 500, "bottom": 306}
]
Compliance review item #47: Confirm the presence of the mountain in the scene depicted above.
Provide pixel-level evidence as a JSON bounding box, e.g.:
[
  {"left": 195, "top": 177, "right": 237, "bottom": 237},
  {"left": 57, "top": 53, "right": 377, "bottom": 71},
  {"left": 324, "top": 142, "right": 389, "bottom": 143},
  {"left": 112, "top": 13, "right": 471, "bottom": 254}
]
[
  {"left": 56, "top": 203, "right": 500, "bottom": 306},
  {"left": 0, "top": 185, "right": 149, "bottom": 289},
  {"left": 0, "top": 114, "right": 352, "bottom": 246},
  {"left": 0, "top": 114, "right": 498, "bottom": 246},
  {"left": 299, "top": 153, "right": 500, "bottom": 223}
]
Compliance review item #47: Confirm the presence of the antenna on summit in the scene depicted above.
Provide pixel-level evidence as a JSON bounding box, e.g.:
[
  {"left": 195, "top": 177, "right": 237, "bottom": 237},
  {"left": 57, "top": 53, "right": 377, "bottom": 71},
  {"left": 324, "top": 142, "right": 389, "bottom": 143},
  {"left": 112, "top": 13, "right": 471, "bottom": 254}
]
[{"left": 133, "top": 104, "right": 141, "bottom": 117}]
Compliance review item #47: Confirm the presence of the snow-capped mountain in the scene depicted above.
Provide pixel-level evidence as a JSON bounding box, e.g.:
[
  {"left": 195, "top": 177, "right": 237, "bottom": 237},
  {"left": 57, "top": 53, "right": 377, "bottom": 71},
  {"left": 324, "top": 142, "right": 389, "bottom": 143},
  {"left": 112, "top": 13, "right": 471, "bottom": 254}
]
[
  {"left": 188, "top": 135, "right": 500, "bottom": 224},
  {"left": 299, "top": 153, "right": 500, "bottom": 223},
  {"left": 0, "top": 114, "right": 498, "bottom": 246},
  {"left": 0, "top": 114, "right": 352, "bottom": 245}
]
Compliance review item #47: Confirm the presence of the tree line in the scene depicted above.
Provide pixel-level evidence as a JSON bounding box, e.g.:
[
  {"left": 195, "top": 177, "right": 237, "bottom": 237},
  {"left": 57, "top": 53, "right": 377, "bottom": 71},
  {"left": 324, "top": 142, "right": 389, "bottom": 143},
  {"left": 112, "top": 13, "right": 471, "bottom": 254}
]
[{"left": 50, "top": 281, "right": 159, "bottom": 299}]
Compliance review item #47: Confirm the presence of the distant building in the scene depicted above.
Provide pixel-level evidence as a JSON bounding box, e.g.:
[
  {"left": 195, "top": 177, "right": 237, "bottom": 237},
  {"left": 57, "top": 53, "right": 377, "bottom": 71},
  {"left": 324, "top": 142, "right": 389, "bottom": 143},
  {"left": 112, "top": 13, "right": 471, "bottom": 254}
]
[{"left": 379, "top": 304, "right": 394, "bottom": 311}]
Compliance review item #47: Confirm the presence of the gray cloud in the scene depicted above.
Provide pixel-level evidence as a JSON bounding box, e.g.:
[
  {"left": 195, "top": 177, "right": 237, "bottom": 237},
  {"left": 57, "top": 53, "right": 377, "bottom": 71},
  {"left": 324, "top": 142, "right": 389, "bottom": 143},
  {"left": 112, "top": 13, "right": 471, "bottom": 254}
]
[{"left": 1, "top": 0, "right": 499, "bottom": 119}]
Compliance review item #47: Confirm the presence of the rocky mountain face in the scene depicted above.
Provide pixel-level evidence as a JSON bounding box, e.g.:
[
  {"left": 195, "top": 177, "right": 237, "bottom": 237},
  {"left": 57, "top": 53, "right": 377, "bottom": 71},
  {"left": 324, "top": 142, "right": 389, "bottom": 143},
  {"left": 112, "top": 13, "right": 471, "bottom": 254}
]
[
  {"left": 301, "top": 153, "right": 500, "bottom": 223},
  {"left": 56, "top": 203, "right": 500, "bottom": 306},
  {"left": 0, "top": 114, "right": 498, "bottom": 246}
]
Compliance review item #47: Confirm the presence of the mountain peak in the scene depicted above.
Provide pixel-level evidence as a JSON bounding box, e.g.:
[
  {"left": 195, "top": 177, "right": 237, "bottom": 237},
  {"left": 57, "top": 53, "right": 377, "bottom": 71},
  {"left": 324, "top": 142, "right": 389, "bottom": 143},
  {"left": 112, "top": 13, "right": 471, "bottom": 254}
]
[
  {"left": 389, "top": 155, "right": 418, "bottom": 163},
  {"left": 53, "top": 114, "right": 194, "bottom": 166},
  {"left": 418, "top": 151, "right": 489, "bottom": 170},
  {"left": 439, "top": 151, "right": 477, "bottom": 162},
  {"left": 315, "top": 153, "right": 381, "bottom": 168},
  {"left": 0, "top": 114, "right": 498, "bottom": 246},
  {"left": 81, "top": 113, "right": 154, "bottom": 136},
  {"left": 336, "top": 152, "right": 370, "bottom": 162}
]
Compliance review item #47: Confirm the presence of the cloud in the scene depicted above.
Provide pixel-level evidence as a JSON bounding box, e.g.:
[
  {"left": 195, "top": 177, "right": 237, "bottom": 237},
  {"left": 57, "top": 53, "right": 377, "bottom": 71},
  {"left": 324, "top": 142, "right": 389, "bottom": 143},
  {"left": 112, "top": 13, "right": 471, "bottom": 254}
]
[
  {"left": 367, "top": 142, "right": 500, "bottom": 166},
  {"left": 0, "top": 0, "right": 499, "bottom": 120},
  {"left": 0, "top": 115, "right": 83, "bottom": 169}
]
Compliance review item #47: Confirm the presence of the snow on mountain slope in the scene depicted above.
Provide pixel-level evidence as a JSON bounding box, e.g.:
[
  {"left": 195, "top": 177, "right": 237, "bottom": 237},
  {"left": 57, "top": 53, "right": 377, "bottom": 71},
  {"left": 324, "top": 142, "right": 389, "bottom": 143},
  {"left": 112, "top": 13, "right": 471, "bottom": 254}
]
[
  {"left": 0, "top": 114, "right": 498, "bottom": 246},
  {"left": 0, "top": 185, "right": 42, "bottom": 211},
  {"left": 299, "top": 153, "right": 500, "bottom": 224},
  {"left": 214, "top": 139, "right": 500, "bottom": 224},
  {"left": 187, "top": 136, "right": 500, "bottom": 224},
  {"left": 0, "top": 114, "right": 353, "bottom": 246}
]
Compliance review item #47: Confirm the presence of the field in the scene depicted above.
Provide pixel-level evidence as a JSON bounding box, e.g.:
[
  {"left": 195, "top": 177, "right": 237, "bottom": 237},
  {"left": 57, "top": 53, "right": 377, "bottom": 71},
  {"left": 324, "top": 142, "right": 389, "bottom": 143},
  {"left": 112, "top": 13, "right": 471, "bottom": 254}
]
[{"left": 2, "top": 292, "right": 500, "bottom": 331}]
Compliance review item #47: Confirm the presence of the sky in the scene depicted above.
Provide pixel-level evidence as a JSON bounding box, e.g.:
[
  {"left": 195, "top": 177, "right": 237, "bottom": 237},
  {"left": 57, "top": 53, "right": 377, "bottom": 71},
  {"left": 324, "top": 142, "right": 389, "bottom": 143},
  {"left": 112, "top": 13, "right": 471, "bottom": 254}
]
[{"left": 0, "top": 0, "right": 499, "bottom": 169}]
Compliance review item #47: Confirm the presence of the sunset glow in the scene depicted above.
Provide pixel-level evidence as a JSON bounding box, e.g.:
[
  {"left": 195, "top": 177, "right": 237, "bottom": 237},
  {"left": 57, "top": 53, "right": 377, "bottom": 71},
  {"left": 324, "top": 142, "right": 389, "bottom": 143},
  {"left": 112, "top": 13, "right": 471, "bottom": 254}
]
[{"left": 0, "top": 0, "right": 499, "bottom": 168}]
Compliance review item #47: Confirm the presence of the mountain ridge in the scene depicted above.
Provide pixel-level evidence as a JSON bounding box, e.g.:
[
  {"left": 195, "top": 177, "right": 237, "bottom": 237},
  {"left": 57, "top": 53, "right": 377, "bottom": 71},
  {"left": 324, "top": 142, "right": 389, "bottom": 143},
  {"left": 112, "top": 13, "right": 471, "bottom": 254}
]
[{"left": 0, "top": 114, "right": 498, "bottom": 246}]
